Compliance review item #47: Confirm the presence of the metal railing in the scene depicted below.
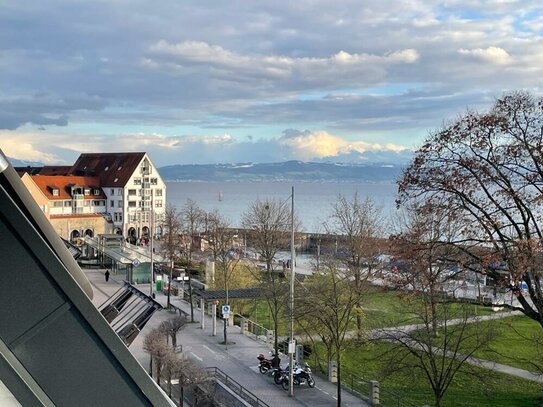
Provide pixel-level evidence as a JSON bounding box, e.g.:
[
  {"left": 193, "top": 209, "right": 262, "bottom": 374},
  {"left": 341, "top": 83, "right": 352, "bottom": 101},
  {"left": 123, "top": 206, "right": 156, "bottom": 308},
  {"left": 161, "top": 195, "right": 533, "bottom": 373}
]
[
  {"left": 342, "top": 371, "right": 419, "bottom": 407},
  {"left": 205, "top": 367, "right": 270, "bottom": 407},
  {"left": 234, "top": 313, "right": 272, "bottom": 344}
]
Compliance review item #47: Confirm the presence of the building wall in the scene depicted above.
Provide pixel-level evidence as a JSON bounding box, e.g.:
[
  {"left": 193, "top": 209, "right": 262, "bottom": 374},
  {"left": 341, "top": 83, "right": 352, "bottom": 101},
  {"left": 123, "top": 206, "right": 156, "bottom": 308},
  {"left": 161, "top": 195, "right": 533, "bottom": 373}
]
[
  {"left": 50, "top": 216, "right": 113, "bottom": 241},
  {"left": 122, "top": 154, "right": 167, "bottom": 238},
  {"left": 20, "top": 173, "right": 50, "bottom": 218}
]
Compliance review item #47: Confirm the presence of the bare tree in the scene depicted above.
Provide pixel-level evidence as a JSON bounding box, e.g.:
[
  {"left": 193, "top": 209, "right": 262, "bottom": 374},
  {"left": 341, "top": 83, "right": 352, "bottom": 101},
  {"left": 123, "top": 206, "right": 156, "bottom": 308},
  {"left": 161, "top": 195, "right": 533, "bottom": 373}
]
[
  {"left": 143, "top": 328, "right": 172, "bottom": 386},
  {"left": 378, "top": 301, "right": 493, "bottom": 407},
  {"left": 241, "top": 198, "right": 292, "bottom": 354},
  {"left": 398, "top": 91, "right": 543, "bottom": 329},
  {"left": 326, "top": 194, "right": 386, "bottom": 333},
  {"left": 391, "top": 202, "right": 464, "bottom": 336},
  {"left": 206, "top": 210, "right": 240, "bottom": 345},
  {"left": 296, "top": 260, "right": 364, "bottom": 406},
  {"left": 160, "top": 205, "right": 182, "bottom": 309},
  {"left": 169, "top": 355, "right": 209, "bottom": 407},
  {"left": 181, "top": 199, "right": 204, "bottom": 323},
  {"left": 159, "top": 315, "right": 187, "bottom": 350},
  {"left": 381, "top": 203, "right": 494, "bottom": 407}
]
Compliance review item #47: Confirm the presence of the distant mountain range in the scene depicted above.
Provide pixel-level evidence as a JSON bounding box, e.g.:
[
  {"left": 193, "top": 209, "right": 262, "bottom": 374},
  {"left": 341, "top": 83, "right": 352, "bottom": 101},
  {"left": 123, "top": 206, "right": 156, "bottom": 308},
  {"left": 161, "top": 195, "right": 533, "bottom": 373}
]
[
  {"left": 7, "top": 157, "right": 44, "bottom": 167},
  {"left": 159, "top": 161, "right": 404, "bottom": 183}
]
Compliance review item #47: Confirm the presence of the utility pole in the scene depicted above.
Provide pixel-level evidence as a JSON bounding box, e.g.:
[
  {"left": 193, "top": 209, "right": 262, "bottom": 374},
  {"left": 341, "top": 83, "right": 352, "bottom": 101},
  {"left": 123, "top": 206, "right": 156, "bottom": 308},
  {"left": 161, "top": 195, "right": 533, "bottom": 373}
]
[
  {"left": 149, "top": 189, "right": 154, "bottom": 298},
  {"left": 289, "top": 186, "right": 295, "bottom": 397}
]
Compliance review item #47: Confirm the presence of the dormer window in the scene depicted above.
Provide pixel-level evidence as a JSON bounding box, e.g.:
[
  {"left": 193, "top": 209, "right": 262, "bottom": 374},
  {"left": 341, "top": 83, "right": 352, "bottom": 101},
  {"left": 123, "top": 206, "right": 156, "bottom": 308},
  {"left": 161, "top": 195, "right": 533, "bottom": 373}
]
[
  {"left": 52, "top": 188, "right": 59, "bottom": 196},
  {"left": 93, "top": 189, "right": 100, "bottom": 196},
  {"left": 113, "top": 177, "right": 118, "bottom": 183},
  {"left": 104, "top": 166, "right": 109, "bottom": 171},
  {"left": 84, "top": 188, "right": 91, "bottom": 195},
  {"left": 118, "top": 166, "right": 122, "bottom": 171}
]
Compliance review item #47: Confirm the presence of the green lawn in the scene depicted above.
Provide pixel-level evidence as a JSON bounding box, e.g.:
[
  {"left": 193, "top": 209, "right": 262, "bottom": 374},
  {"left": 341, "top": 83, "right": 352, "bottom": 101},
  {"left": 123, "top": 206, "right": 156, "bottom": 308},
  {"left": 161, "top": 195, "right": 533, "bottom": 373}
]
[
  {"left": 362, "top": 286, "right": 500, "bottom": 329},
  {"left": 309, "top": 340, "right": 543, "bottom": 407},
  {"left": 466, "top": 315, "right": 543, "bottom": 373}
]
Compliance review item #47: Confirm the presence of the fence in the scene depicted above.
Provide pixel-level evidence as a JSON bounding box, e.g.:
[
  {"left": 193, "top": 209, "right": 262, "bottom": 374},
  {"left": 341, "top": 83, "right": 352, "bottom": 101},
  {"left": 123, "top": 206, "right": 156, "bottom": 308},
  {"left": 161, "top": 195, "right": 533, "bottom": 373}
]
[
  {"left": 205, "top": 367, "right": 270, "bottom": 407},
  {"left": 341, "top": 371, "right": 419, "bottom": 407}
]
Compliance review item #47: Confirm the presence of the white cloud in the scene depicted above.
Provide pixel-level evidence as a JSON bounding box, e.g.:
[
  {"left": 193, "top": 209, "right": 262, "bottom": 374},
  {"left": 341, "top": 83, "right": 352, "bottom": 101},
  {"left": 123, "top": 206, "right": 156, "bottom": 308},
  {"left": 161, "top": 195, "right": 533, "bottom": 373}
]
[
  {"left": 457, "top": 46, "right": 512, "bottom": 64},
  {"left": 278, "top": 129, "right": 408, "bottom": 161}
]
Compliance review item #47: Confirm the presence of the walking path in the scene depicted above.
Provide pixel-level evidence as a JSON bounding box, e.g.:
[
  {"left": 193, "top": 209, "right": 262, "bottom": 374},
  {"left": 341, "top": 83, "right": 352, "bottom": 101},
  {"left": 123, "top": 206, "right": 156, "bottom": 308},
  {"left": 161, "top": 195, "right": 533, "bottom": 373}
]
[{"left": 85, "top": 269, "right": 370, "bottom": 407}]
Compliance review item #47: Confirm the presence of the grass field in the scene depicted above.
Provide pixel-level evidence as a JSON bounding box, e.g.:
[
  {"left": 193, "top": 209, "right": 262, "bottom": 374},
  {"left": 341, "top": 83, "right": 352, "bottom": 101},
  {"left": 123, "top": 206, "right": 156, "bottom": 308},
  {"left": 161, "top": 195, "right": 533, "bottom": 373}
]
[{"left": 309, "top": 340, "right": 543, "bottom": 407}]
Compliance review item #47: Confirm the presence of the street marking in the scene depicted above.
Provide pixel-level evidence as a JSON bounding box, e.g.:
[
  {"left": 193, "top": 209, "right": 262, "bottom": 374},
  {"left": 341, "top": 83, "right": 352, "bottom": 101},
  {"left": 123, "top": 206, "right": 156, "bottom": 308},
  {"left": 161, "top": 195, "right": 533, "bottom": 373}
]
[
  {"left": 190, "top": 352, "right": 203, "bottom": 361},
  {"left": 203, "top": 345, "right": 217, "bottom": 355}
]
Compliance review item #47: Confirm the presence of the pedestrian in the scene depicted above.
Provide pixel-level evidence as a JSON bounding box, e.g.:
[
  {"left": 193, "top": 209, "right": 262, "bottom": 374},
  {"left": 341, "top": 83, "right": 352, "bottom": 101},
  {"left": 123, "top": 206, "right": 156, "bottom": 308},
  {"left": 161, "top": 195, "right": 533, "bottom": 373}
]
[{"left": 105, "top": 269, "right": 110, "bottom": 282}]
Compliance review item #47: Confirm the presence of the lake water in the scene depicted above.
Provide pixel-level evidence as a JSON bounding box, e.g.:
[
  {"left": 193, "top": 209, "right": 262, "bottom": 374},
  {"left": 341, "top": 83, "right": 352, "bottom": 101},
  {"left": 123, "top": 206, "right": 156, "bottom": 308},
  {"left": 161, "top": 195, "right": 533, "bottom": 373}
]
[{"left": 166, "top": 181, "right": 398, "bottom": 233}]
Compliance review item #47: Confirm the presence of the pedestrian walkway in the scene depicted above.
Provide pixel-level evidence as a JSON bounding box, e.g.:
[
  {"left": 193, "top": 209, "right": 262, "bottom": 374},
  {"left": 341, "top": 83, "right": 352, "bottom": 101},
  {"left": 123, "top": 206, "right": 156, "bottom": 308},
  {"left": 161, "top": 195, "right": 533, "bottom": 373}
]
[{"left": 85, "top": 269, "right": 371, "bottom": 407}]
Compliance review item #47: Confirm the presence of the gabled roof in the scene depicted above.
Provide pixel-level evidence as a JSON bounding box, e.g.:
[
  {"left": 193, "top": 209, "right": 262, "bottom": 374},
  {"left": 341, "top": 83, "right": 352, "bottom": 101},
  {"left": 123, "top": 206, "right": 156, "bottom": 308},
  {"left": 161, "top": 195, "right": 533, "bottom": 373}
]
[
  {"left": 70, "top": 152, "right": 146, "bottom": 187},
  {"left": 15, "top": 166, "right": 72, "bottom": 176},
  {"left": 30, "top": 175, "right": 105, "bottom": 200}
]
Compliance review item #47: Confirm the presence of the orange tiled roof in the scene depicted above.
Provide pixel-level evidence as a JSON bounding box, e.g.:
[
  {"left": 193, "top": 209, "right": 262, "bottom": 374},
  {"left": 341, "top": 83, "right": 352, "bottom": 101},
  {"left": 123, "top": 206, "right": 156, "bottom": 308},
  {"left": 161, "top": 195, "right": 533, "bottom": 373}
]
[{"left": 30, "top": 175, "right": 107, "bottom": 201}]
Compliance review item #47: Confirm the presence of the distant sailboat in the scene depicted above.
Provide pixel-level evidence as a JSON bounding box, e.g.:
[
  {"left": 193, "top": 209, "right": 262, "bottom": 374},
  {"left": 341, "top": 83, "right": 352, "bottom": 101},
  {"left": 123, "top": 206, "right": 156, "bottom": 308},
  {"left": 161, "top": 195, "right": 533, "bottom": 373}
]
[{"left": 218, "top": 191, "right": 223, "bottom": 202}]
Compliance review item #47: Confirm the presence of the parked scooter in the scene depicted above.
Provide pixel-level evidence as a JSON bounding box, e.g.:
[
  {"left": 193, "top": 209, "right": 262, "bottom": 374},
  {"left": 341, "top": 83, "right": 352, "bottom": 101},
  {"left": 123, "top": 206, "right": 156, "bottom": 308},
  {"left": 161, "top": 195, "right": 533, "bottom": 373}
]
[
  {"left": 280, "top": 363, "right": 315, "bottom": 389},
  {"left": 257, "top": 352, "right": 280, "bottom": 374}
]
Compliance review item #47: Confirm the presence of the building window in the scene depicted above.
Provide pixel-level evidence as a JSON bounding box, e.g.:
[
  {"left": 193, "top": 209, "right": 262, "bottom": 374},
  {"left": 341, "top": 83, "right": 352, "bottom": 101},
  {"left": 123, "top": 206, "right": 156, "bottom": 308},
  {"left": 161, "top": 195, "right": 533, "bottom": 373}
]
[
  {"left": 128, "top": 189, "right": 137, "bottom": 196},
  {"left": 155, "top": 200, "right": 163, "bottom": 208},
  {"left": 128, "top": 201, "right": 137, "bottom": 208},
  {"left": 118, "top": 200, "right": 123, "bottom": 208},
  {"left": 52, "top": 188, "right": 59, "bottom": 196},
  {"left": 118, "top": 213, "right": 123, "bottom": 222},
  {"left": 150, "top": 178, "right": 157, "bottom": 185},
  {"left": 133, "top": 177, "right": 141, "bottom": 185},
  {"left": 84, "top": 188, "right": 91, "bottom": 195},
  {"left": 94, "top": 189, "right": 100, "bottom": 195},
  {"left": 110, "top": 200, "right": 114, "bottom": 208},
  {"left": 155, "top": 189, "right": 162, "bottom": 197},
  {"left": 118, "top": 189, "right": 123, "bottom": 195},
  {"left": 53, "top": 201, "right": 63, "bottom": 208},
  {"left": 64, "top": 201, "right": 72, "bottom": 207},
  {"left": 110, "top": 189, "right": 114, "bottom": 195},
  {"left": 114, "top": 213, "right": 118, "bottom": 222}
]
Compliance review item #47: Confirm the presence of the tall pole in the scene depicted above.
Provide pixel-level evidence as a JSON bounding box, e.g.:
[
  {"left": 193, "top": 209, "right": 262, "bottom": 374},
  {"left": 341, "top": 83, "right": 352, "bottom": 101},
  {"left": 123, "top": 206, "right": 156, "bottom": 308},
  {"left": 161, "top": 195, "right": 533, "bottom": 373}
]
[
  {"left": 289, "top": 186, "right": 295, "bottom": 397},
  {"left": 149, "top": 189, "right": 154, "bottom": 298}
]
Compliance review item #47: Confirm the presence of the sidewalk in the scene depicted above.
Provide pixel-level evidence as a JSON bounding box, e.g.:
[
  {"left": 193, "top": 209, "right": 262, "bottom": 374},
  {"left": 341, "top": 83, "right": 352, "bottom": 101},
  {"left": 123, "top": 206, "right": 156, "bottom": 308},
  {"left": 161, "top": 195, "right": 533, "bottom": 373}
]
[{"left": 85, "top": 269, "right": 371, "bottom": 407}]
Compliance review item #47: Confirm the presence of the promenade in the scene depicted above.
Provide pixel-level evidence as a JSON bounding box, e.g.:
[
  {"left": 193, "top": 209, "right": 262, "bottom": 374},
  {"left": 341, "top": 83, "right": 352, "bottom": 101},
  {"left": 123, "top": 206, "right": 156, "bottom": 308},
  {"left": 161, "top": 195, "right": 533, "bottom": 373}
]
[{"left": 84, "top": 268, "right": 371, "bottom": 407}]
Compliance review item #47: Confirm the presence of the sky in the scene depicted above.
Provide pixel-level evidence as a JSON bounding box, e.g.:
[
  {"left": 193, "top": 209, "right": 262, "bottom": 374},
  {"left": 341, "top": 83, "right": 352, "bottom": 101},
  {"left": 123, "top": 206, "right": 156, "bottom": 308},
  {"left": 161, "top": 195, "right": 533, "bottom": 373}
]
[{"left": 1, "top": 0, "right": 543, "bottom": 167}]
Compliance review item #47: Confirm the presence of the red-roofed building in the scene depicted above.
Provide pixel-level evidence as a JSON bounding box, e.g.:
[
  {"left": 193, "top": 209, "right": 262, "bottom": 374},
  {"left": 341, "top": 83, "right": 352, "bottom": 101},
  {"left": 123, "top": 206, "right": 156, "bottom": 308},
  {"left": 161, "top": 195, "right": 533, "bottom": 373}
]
[{"left": 18, "top": 152, "right": 167, "bottom": 242}]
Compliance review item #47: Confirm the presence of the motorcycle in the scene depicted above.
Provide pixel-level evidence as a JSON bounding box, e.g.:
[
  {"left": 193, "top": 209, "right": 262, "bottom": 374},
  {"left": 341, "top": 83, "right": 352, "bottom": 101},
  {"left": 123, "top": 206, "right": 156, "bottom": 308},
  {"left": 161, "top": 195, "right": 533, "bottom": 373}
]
[
  {"left": 257, "top": 353, "right": 280, "bottom": 374},
  {"left": 280, "top": 363, "right": 315, "bottom": 389}
]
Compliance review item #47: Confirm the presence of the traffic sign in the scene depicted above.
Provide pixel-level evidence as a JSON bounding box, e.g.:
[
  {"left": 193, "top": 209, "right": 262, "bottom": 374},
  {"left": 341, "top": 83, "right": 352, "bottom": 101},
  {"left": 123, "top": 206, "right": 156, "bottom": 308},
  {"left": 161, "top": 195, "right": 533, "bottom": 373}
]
[
  {"left": 132, "top": 258, "right": 140, "bottom": 267},
  {"left": 222, "top": 313, "right": 230, "bottom": 319},
  {"left": 222, "top": 305, "right": 230, "bottom": 314}
]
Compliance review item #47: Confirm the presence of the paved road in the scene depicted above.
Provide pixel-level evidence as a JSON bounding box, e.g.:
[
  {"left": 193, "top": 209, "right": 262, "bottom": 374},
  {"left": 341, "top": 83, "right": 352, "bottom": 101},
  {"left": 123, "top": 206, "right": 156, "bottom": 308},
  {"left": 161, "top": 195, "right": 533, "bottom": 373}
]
[{"left": 85, "top": 269, "right": 370, "bottom": 407}]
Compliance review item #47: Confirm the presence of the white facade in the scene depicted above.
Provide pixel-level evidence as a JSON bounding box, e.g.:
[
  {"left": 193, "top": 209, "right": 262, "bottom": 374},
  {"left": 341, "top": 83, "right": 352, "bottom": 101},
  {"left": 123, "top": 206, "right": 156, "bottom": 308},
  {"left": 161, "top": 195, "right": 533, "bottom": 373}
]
[{"left": 102, "top": 154, "right": 167, "bottom": 239}]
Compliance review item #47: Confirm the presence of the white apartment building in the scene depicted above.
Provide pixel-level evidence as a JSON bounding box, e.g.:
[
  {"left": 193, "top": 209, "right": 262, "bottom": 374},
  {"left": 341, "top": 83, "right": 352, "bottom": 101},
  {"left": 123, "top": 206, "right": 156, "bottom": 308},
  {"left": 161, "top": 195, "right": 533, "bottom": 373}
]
[{"left": 70, "top": 152, "right": 167, "bottom": 240}]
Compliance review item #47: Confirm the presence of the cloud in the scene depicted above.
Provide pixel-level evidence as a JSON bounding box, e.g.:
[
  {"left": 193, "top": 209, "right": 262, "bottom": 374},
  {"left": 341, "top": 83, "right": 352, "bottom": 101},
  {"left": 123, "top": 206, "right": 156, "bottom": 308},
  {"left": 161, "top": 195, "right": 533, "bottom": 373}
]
[
  {"left": 457, "top": 46, "right": 512, "bottom": 64},
  {"left": 278, "top": 129, "right": 408, "bottom": 161},
  {"left": 146, "top": 40, "right": 419, "bottom": 92},
  {"left": 0, "top": 129, "right": 411, "bottom": 166}
]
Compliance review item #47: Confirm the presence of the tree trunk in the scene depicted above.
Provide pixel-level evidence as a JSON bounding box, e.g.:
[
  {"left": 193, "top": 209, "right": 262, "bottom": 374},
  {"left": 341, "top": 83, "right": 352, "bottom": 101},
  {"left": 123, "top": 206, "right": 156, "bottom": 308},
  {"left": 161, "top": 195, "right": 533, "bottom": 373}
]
[
  {"left": 336, "top": 358, "right": 342, "bottom": 407},
  {"left": 167, "top": 366, "right": 172, "bottom": 397},
  {"left": 171, "top": 333, "right": 177, "bottom": 349},
  {"left": 179, "top": 383, "right": 184, "bottom": 407},
  {"left": 149, "top": 356, "right": 153, "bottom": 378},
  {"left": 156, "top": 362, "right": 161, "bottom": 386}
]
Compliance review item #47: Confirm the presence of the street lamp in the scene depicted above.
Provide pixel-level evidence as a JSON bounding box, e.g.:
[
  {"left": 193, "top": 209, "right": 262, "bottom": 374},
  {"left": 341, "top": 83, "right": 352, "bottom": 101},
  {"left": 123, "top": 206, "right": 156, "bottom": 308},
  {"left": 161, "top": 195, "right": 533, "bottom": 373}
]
[{"left": 288, "top": 186, "right": 295, "bottom": 397}]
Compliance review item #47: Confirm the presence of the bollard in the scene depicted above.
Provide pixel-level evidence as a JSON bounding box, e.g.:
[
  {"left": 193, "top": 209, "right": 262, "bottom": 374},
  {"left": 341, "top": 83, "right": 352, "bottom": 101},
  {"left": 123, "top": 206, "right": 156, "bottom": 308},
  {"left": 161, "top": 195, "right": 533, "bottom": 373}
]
[
  {"left": 370, "top": 380, "right": 380, "bottom": 406},
  {"left": 328, "top": 360, "right": 338, "bottom": 383},
  {"left": 200, "top": 298, "right": 205, "bottom": 330},
  {"left": 212, "top": 302, "right": 217, "bottom": 336},
  {"left": 266, "top": 330, "right": 274, "bottom": 349}
]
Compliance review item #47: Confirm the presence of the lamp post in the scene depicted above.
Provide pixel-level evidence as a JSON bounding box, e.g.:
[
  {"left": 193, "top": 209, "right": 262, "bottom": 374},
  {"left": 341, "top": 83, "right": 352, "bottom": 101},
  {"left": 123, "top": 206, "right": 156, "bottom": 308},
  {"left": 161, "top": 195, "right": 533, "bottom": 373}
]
[{"left": 289, "top": 186, "right": 295, "bottom": 397}]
